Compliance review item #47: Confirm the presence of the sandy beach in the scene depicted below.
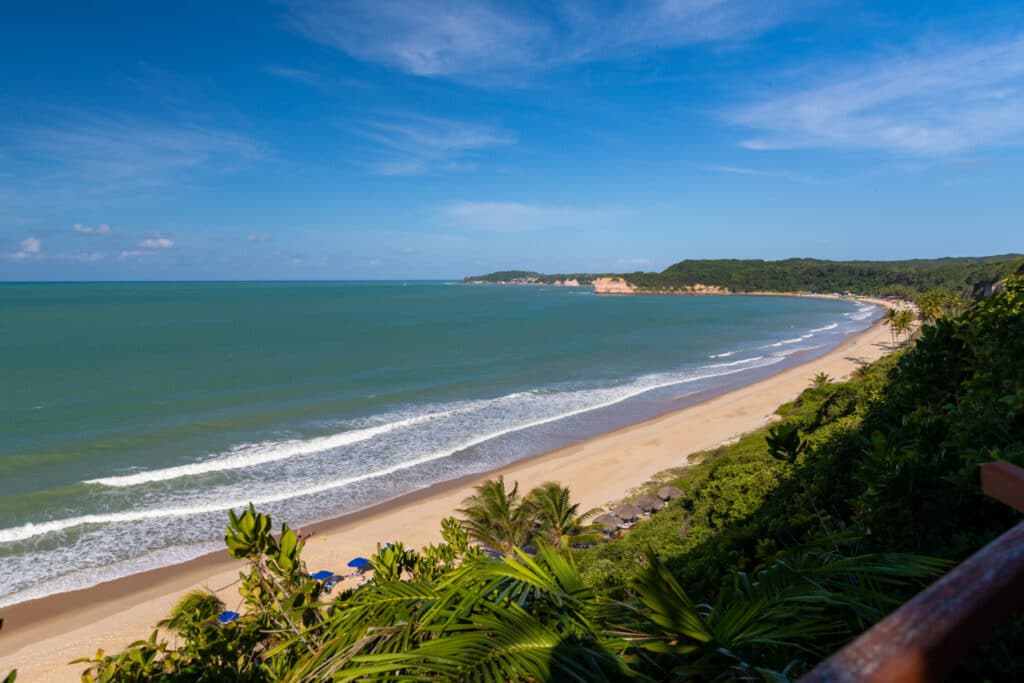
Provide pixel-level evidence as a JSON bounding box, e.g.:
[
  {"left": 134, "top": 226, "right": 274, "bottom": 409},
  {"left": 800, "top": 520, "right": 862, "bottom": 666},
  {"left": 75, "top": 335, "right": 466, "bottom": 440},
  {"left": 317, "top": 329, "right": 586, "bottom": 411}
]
[{"left": 0, "top": 298, "right": 904, "bottom": 681}]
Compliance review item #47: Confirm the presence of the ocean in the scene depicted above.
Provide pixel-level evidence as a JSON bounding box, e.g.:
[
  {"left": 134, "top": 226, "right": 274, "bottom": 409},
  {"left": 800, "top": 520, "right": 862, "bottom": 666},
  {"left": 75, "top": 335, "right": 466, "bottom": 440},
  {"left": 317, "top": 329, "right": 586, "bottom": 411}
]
[{"left": 0, "top": 281, "right": 878, "bottom": 606}]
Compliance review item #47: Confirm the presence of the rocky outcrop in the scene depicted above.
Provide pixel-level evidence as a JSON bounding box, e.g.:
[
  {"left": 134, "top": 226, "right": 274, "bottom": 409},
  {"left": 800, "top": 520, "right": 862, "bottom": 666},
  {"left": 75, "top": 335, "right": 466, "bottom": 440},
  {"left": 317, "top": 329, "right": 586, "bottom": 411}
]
[
  {"left": 553, "top": 278, "right": 581, "bottom": 287},
  {"left": 683, "top": 283, "right": 731, "bottom": 294},
  {"left": 593, "top": 277, "right": 732, "bottom": 295},
  {"left": 593, "top": 277, "right": 637, "bottom": 294}
]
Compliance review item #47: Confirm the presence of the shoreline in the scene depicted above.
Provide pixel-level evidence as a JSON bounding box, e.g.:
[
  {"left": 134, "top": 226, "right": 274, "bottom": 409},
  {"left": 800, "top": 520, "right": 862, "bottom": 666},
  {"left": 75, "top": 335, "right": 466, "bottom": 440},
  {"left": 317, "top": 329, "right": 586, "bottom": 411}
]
[{"left": 0, "top": 299, "right": 900, "bottom": 681}]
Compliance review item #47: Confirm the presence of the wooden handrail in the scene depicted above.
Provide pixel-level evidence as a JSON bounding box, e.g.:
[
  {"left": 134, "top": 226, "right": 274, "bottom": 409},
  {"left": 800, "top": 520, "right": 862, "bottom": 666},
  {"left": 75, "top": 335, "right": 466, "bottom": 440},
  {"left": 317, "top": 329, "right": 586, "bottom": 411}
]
[
  {"left": 802, "top": 462, "right": 1024, "bottom": 682},
  {"left": 982, "top": 461, "right": 1024, "bottom": 513}
]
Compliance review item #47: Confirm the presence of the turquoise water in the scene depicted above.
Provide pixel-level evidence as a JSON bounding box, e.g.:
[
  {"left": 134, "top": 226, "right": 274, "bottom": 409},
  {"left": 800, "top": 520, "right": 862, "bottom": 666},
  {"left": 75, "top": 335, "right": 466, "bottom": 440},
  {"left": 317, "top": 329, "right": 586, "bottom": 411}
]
[{"left": 0, "top": 282, "right": 877, "bottom": 605}]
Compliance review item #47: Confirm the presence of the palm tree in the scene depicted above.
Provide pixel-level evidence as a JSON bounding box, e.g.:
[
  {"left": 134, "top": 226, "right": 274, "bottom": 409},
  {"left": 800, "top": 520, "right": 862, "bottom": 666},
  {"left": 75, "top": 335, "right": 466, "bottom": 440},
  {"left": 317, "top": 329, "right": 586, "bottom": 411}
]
[
  {"left": 882, "top": 307, "right": 899, "bottom": 348},
  {"left": 523, "top": 482, "right": 603, "bottom": 551},
  {"left": 894, "top": 309, "right": 915, "bottom": 345},
  {"left": 456, "top": 476, "right": 532, "bottom": 555}
]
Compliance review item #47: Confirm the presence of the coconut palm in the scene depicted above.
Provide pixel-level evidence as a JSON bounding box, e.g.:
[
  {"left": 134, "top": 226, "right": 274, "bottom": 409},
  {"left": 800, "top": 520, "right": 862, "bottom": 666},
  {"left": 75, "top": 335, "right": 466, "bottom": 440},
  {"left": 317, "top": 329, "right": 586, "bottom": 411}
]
[
  {"left": 523, "top": 482, "right": 603, "bottom": 551},
  {"left": 894, "top": 309, "right": 915, "bottom": 345},
  {"left": 456, "top": 476, "right": 532, "bottom": 556},
  {"left": 882, "top": 307, "right": 899, "bottom": 348}
]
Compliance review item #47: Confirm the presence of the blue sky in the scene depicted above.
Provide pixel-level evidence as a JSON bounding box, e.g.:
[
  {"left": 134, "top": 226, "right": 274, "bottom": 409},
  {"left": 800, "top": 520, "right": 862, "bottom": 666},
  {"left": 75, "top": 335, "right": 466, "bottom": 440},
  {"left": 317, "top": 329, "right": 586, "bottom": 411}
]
[{"left": 1, "top": 0, "right": 1022, "bottom": 280}]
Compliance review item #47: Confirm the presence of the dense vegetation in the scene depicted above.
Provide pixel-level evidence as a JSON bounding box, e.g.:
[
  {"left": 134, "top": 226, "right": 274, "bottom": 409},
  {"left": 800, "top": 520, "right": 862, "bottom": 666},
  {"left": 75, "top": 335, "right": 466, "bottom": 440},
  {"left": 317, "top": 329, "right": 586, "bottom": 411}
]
[
  {"left": 578, "top": 274, "right": 1024, "bottom": 676},
  {"left": 621, "top": 255, "right": 1023, "bottom": 297},
  {"left": 7, "top": 277, "right": 1021, "bottom": 682}
]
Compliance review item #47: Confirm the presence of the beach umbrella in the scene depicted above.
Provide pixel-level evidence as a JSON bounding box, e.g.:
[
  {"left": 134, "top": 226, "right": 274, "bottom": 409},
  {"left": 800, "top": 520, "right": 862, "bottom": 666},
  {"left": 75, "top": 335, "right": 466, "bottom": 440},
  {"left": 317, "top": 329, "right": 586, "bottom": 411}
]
[
  {"left": 657, "top": 485, "right": 684, "bottom": 501},
  {"left": 218, "top": 611, "right": 240, "bottom": 624},
  {"left": 593, "top": 513, "right": 623, "bottom": 532},
  {"left": 310, "top": 570, "right": 334, "bottom": 581},
  {"left": 636, "top": 494, "right": 666, "bottom": 512},
  {"left": 347, "top": 556, "right": 370, "bottom": 569},
  {"left": 614, "top": 503, "right": 643, "bottom": 522}
]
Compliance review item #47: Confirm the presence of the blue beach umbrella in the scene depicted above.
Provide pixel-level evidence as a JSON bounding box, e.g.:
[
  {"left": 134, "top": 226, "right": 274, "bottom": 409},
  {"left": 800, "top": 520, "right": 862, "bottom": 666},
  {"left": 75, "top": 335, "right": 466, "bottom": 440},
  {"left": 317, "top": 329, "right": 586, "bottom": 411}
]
[
  {"left": 218, "top": 611, "right": 240, "bottom": 624},
  {"left": 347, "top": 556, "right": 370, "bottom": 569},
  {"left": 310, "top": 570, "right": 333, "bottom": 581}
]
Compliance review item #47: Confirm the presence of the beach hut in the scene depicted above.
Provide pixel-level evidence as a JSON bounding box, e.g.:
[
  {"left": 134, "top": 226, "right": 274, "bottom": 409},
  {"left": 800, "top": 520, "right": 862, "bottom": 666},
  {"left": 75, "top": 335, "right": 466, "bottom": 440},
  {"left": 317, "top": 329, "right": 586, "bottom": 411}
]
[
  {"left": 593, "top": 513, "right": 623, "bottom": 533},
  {"left": 614, "top": 503, "right": 643, "bottom": 522},
  {"left": 657, "top": 485, "right": 684, "bottom": 501},
  {"left": 636, "top": 494, "right": 666, "bottom": 512}
]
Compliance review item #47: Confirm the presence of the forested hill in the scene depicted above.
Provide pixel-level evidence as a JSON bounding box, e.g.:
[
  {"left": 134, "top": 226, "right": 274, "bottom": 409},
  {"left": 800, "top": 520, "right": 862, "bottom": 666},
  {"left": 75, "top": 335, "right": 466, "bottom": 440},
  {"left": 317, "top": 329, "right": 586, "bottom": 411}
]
[
  {"left": 622, "top": 255, "right": 1024, "bottom": 297},
  {"left": 465, "top": 255, "right": 1024, "bottom": 298}
]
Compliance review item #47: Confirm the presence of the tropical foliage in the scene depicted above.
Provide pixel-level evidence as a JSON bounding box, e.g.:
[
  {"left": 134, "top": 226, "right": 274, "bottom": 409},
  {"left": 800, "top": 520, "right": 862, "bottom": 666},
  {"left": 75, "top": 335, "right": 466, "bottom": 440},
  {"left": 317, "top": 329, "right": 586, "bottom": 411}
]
[
  {"left": 578, "top": 274, "right": 1024, "bottom": 677},
  {"left": 75, "top": 507, "right": 940, "bottom": 682}
]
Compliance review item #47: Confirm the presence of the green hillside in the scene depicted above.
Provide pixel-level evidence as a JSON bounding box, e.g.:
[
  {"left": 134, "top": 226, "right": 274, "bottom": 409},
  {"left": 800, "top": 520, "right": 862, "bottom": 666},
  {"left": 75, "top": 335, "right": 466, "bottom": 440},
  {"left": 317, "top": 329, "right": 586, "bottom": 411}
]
[{"left": 623, "top": 254, "right": 1024, "bottom": 297}]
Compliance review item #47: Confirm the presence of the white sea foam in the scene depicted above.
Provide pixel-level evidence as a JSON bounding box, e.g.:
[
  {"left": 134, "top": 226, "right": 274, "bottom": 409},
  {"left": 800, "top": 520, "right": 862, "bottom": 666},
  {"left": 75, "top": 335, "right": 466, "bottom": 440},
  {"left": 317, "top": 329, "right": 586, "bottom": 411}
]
[
  {"left": 85, "top": 411, "right": 457, "bottom": 487},
  {"left": 810, "top": 322, "right": 839, "bottom": 332},
  {"left": 0, "top": 355, "right": 786, "bottom": 544},
  {"left": 709, "top": 351, "right": 736, "bottom": 358}
]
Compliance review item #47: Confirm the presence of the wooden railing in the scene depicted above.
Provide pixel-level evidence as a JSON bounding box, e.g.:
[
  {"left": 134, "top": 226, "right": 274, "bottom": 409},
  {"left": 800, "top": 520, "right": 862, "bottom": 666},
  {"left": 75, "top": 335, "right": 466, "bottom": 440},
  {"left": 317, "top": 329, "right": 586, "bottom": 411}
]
[{"left": 801, "top": 462, "right": 1024, "bottom": 682}]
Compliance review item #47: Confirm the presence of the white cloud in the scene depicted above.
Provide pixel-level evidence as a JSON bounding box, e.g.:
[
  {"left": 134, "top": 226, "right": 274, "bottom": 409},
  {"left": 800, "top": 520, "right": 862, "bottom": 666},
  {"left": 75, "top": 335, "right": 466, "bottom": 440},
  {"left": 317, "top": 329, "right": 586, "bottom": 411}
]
[
  {"left": 119, "top": 249, "right": 149, "bottom": 260},
  {"left": 285, "top": 1, "right": 791, "bottom": 81},
  {"left": 247, "top": 233, "right": 271, "bottom": 243},
  {"left": 73, "top": 222, "right": 112, "bottom": 235},
  {"left": 441, "top": 201, "right": 617, "bottom": 232},
  {"left": 357, "top": 114, "right": 514, "bottom": 175},
  {"left": 138, "top": 237, "right": 174, "bottom": 249},
  {"left": 6, "top": 236, "right": 42, "bottom": 260},
  {"left": 730, "top": 35, "right": 1024, "bottom": 154}
]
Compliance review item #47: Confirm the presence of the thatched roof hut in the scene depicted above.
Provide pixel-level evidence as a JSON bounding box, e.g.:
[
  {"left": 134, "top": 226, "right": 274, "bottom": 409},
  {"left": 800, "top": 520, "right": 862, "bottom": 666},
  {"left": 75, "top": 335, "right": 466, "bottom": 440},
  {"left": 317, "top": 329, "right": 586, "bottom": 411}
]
[
  {"left": 635, "top": 494, "right": 666, "bottom": 512},
  {"left": 614, "top": 503, "right": 643, "bottom": 521},
  {"left": 657, "top": 485, "right": 684, "bottom": 501},
  {"left": 593, "top": 513, "right": 623, "bottom": 532}
]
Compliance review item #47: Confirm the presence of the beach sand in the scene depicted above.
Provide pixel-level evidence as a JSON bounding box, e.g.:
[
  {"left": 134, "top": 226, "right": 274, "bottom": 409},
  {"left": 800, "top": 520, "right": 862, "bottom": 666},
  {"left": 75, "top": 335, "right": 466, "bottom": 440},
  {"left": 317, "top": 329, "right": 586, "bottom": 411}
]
[{"left": 0, "top": 298, "right": 903, "bottom": 681}]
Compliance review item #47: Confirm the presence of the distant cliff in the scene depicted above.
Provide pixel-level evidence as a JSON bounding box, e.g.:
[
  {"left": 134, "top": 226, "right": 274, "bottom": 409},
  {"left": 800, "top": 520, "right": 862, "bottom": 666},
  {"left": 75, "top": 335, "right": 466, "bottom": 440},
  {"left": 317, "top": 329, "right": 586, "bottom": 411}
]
[
  {"left": 463, "top": 270, "right": 596, "bottom": 286},
  {"left": 593, "top": 278, "right": 731, "bottom": 295}
]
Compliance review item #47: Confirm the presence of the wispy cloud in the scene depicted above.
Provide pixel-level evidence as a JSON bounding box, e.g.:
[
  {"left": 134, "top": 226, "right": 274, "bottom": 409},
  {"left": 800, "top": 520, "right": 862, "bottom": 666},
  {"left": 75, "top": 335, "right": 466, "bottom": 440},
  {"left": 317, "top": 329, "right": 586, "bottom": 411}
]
[
  {"left": 265, "top": 65, "right": 322, "bottom": 86},
  {"left": 699, "top": 164, "right": 822, "bottom": 184},
  {"left": 6, "top": 236, "right": 42, "bottom": 260},
  {"left": 441, "top": 201, "right": 617, "bottom": 232},
  {"left": 73, "top": 222, "right": 112, "bottom": 236},
  {"left": 356, "top": 114, "right": 514, "bottom": 175},
  {"left": 56, "top": 251, "right": 105, "bottom": 263},
  {"left": 5, "top": 236, "right": 110, "bottom": 263},
  {"left": 9, "top": 112, "right": 266, "bottom": 194},
  {"left": 247, "top": 233, "right": 271, "bottom": 243},
  {"left": 138, "top": 237, "right": 174, "bottom": 249},
  {"left": 284, "top": 1, "right": 793, "bottom": 82},
  {"left": 730, "top": 35, "right": 1024, "bottom": 154}
]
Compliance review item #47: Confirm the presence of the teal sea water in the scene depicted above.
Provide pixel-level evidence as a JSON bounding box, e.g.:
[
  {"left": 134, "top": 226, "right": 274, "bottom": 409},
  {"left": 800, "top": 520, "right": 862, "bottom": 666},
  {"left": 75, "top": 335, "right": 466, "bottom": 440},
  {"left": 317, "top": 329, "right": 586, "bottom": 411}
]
[{"left": 0, "top": 282, "right": 878, "bottom": 605}]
